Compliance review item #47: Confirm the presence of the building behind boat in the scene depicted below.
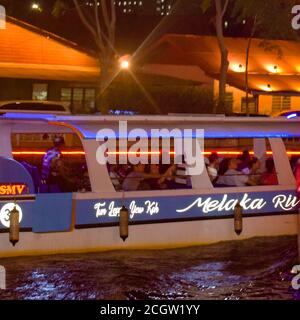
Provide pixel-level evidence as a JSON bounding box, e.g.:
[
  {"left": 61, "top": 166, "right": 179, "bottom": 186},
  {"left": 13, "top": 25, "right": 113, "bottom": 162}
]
[{"left": 1, "top": 16, "right": 300, "bottom": 116}]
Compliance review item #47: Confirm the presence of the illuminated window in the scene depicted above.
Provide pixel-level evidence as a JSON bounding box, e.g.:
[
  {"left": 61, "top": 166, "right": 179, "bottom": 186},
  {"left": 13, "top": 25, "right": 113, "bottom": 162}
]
[
  {"left": 225, "top": 92, "right": 234, "bottom": 110},
  {"left": 61, "top": 88, "right": 72, "bottom": 101},
  {"left": 61, "top": 88, "right": 96, "bottom": 113},
  {"left": 241, "top": 97, "right": 258, "bottom": 114},
  {"left": 32, "top": 83, "right": 48, "bottom": 101},
  {"left": 84, "top": 89, "right": 96, "bottom": 110},
  {"left": 73, "top": 88, "right": 84, "bottom": 103},
  {"left": 272, "top": 96, "right": 291, "bottom": 113}
]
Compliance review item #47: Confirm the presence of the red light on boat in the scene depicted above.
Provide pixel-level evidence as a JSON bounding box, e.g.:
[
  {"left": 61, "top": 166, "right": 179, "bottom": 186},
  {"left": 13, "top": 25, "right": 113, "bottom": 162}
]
[
  {"left": 106, "top": 151, "right": 162, "bottom": 155},
  {"left": 12, "top": 151, "right": 85, "bottom": 156},
  {"left": 11, "top": 150, "right": 300, "bottom": 157}
]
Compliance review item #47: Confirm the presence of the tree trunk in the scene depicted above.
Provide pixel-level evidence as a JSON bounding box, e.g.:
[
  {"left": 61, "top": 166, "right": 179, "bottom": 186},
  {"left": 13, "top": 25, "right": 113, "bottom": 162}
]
[
  {"left": 214, "top": 0, "right": 230, "bottom": 114},
  {"left": 98, "top": 59, "right": 112, "bottom": 114},
  {"left": 245, "top": 16, "right": 257, "bottom": 116},
  {"left": 245, "top": 37, "right": 252, "bottom": 116},
  {"left": 72, "top": 0, "right": 117, "bottom": 115}
]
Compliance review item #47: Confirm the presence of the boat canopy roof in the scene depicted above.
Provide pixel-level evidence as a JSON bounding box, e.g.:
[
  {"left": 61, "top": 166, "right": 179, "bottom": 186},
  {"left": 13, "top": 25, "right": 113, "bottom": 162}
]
[{"left": 1, "top": 113, "right": 300, "bottom": 139}]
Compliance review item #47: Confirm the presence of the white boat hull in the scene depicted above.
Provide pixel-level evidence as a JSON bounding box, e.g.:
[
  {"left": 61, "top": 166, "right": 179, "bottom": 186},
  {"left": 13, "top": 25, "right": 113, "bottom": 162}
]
[{"left": 0, "top": 213, "right": 297, "bottom": 258}]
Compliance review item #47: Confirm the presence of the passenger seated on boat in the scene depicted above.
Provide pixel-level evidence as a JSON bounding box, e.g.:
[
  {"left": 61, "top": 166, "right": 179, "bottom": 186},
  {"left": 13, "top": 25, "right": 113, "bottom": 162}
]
[
  {"left": 237, "top": 149, "right": 251, "bottom": 174},
  {"left": 117, "top": 164, "right": 132, "bottom": 180},
  {"left": 122, "top": 163, "right": 165, "bottom": 191},
  {"left": 145, "top": 164, "right": 165, "bottom": 190},
  {"left": 216, "top": 158, "right": 250, "bottom": 187},
  {"left": 175, "top": 162, "right": 192, "bottom": 188},
  {"left": 247, "top": 157, "right": 262, "bottom": 186},
  {"left": 161, "top": 162, "right": 192, "bottom": 189},
  {"left": 77, "top": 164, "right": 91, "bottom": 192},
  {"left": 261, "top": 158, "right": 278, "bottom": 186},
  {"left": 158, "top": 163, "right": 176, "bottom": 188},
  {"left": 207, "top": 152, "right": 219, "bottom": 183},
  {"left": 108, "top": 164, "right": 122, "bottom": 191},
  {"left": 52, "top": 157, "right": 75, "bottom": 192}
]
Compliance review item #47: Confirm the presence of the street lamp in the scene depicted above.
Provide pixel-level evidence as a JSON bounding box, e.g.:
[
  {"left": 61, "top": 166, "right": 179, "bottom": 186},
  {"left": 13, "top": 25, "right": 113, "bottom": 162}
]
[
  {"left": 31, "top": 3, "right": 42, "bottom": 11},
  {"left": 120, "top": 59, "right": 130, "bottom": 70},
  {"left": 119, "top": 55, "right": 131, "bottom": 70}
]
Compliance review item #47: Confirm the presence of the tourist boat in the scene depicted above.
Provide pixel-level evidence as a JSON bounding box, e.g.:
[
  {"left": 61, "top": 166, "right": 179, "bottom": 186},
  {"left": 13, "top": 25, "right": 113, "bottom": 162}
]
[{"left": 0, "top": 112, "right": 299, "bottom": 257}]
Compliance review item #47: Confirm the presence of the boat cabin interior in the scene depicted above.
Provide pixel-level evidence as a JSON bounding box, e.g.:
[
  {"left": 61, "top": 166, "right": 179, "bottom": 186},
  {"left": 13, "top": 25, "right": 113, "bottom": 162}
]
[{"left": 0, "top": 113, "right": 300, "bottom": 195}]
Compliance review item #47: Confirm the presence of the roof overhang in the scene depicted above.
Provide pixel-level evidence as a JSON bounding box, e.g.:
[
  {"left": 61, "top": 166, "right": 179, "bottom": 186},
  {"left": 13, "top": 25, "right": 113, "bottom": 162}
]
[
  {"left": 140, "top": 34, "right": 300, "bottom": 95},
  {"left": 0, "top": 62, "right": 100, "bottom": 82}
]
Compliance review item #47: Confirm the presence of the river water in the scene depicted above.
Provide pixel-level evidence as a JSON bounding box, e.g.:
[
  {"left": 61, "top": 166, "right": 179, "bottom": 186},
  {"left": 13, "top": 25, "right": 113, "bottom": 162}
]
[{"left": 0, "top": 236, "right": 299, "bottom": 300}]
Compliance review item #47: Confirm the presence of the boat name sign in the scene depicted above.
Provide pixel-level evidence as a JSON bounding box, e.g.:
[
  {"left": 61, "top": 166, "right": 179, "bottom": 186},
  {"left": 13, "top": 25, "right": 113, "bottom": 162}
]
[
  {"left": 95, "top": 200, "right": 160, "bottom": 219},
  {"left": 93, "top": 193, "right": 300, "bottom": 220}
]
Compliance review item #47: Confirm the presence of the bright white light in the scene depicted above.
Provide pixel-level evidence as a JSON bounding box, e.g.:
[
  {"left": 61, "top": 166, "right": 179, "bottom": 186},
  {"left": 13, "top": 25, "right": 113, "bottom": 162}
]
[
  {"left": 287, "top": 113, "right": 297, "bottom": 119},
  {"left": 32, "top": 3, "right": 41, "bottom": 11},
  {"left": 266, "top": 65, "right": 279, "bottom": 73},
  {"left": 260, "top": 84, "right": 272, "bottom": 92},
  {"left": 231, "top": 63, "right": 245, "bottom": 73},
  {"left": 120, "top": 60, "right": 130, "bottom": 70}
]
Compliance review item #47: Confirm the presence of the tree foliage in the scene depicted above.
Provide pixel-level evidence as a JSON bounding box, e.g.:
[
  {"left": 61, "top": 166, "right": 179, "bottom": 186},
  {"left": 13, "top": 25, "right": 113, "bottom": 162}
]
[
  {"left": 201, "top": 0, "right": 231, "bottom": 114},
  {"left": 231, "top": 0, "right": 297, "bottom": 40},
  {"left": 201, "top": 0, "right": 298, "bottom": 114},
  {"left": 53, "top": 0, "right": 117, "bottom": 114}
]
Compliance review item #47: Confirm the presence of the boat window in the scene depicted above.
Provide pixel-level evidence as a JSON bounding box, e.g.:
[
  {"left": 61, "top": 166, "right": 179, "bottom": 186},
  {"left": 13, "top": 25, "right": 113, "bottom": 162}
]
[
  {"left": 11, "top": 133, "right": 91, "bottom": 193},
  {"left": 106, "top": 139, "right": 192, "bottom": 192},
  {"left": 105, "top": 137, "right": 285, "bottom": 191},
  {"left": 109, "top": 162, "right": 192, "bottom": 192},
  {"left": 204, "top": 138, "right": 279, "bottom": 188}
]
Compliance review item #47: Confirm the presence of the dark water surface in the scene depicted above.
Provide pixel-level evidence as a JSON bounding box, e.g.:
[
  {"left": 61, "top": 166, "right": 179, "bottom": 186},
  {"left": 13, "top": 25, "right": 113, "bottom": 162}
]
[{"left": 0, "top": 236, "right": 299, "bottom": 300}]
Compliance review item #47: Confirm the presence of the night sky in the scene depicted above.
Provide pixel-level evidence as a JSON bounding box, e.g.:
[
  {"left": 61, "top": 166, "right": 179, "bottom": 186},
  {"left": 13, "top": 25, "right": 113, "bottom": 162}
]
[{"left": 0, "top": 0, "right": 254, "bottom": 54}]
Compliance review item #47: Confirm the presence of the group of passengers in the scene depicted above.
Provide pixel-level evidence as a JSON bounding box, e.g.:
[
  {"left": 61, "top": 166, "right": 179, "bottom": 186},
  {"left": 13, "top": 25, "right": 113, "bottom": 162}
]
[
  {"left": 108, "top": 150, "right": 281, "bottom": 191},
  {"left": 109, "top": 163, "right": 191, "bottom": 191},
  {"left": 206, "top": 150, "right": 278, "bottom": 187},
  {"left": 37, "top": 135, "right": 298, "bottom": 192}
]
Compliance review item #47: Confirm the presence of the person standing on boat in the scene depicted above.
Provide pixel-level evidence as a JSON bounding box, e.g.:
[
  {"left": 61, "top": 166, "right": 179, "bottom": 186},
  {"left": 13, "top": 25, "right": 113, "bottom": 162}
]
[{"left": 41, "top": 135, "right": 65, "bottom": 192}]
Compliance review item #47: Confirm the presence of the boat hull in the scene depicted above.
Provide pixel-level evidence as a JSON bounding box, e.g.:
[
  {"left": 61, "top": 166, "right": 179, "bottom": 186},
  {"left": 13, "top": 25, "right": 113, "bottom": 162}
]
[{"left": 0, "top": 212, "right": 297, "bottom": 258}]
